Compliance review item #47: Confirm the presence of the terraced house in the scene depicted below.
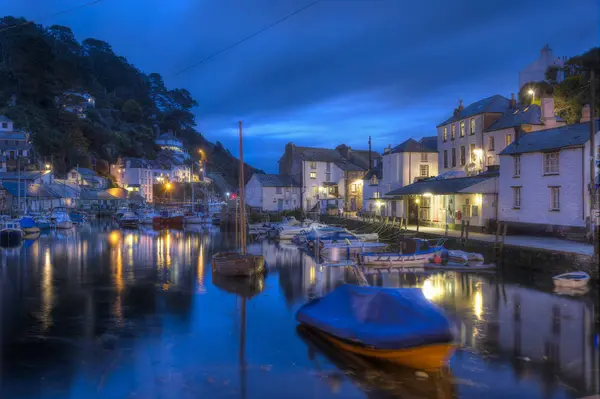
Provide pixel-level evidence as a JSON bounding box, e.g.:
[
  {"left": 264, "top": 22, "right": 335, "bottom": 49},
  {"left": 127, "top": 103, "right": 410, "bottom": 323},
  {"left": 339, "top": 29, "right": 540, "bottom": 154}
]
[{"left": 278, "top": 143, "right": 380, "bottom": 213}]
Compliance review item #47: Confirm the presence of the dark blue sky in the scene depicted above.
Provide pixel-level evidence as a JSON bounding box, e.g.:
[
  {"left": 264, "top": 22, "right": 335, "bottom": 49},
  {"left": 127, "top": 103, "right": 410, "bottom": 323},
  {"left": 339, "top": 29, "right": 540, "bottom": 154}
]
[{"left": 2, "top": 0, "right": 598, "bottom": 172}]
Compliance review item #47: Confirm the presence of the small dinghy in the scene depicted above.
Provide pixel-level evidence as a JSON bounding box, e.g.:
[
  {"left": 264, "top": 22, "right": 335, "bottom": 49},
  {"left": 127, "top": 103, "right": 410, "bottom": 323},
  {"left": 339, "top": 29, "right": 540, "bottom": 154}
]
[
  {"left": 296, "top": 285, "right": 456, "bottom": 370},
  {"left": 359, "top": 238, "right": 446, "bottom": 267},
  {"left": 552, "top": 272, "right": 590, "bottom": 289}
]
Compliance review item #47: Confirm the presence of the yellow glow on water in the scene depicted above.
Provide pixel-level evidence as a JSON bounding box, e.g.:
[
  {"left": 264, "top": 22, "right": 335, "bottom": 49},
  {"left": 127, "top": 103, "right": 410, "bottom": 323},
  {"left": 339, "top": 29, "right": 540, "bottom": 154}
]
[
  {"left": 197, "top": 243, "right": 205, "bottom": 293},
  {"left": 41, "top": 248, "right": 54, "bottom": 331},
  {"left": 108, "top": 231, "right": 121, "bottom": 246},
  {"left": 421, "top": 277, "right": 444, "bottom": 301},
  {"left": 474, "top": 290, "right": 483, "bottom": 320},
  {"left": 309, "top": 266, "right": 316, "bottom": 285}
]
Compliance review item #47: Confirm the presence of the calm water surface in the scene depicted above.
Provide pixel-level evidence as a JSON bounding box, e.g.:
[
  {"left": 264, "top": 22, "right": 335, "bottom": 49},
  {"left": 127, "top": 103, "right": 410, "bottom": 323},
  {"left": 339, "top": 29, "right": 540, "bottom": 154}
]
[{"left": 1, "top": 221, "right": 599, "bottom": 399}]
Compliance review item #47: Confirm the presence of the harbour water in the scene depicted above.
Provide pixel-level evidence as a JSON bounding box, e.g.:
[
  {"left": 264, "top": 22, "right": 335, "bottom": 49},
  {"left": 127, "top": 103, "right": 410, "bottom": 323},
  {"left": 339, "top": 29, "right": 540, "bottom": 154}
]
[{"left": 1, "top": 221, "right": 598, "bottom": 398}]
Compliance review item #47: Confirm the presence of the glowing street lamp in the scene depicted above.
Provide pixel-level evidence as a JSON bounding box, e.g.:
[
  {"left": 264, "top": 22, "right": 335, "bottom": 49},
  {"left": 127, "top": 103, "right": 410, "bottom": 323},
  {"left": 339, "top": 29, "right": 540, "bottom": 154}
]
[
  {"left": 528, "top": 88, "right": 535, "bottom": 103},
  {"left": 165, "top": 182, "right": 172, "bottom": 191}
]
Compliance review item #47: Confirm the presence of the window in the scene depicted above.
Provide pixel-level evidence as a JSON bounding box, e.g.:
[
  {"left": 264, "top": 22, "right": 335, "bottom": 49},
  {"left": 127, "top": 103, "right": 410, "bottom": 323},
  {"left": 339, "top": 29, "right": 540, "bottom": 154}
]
[
  {"left": 472, "top": 204, "right": 479, "bottom": 217},
  {"left": 443, "top": 150, "right": 448, "bottom": 168},
  {"left": 487, "top": 156, "right": 493, "bottom": 165},
  {"left": 550, "top": 187, "right": 560, "bottom": 211},
  {"left": 505, "top": 134, "right": 512, "bottom": 146},
  {"left": 310, "top": 171, "right": 316, "bottom": 179},
  {"left": 451, "top": 124, "right": 456, "bottom": 140},
  {"left": 326, "top": 162, "right": 331, "bottom": 172},
  {"left": 443, "top": 127, "right": 448, "bottom": 142},
  {"left": 325, "top": 172, "right": 331, "bottom": 182},
  {"left": 373, "top": 192, "right": 380, "bottom": 198},
  {"left": 310, "top": 161, "right": 317, "bottom": 169},
  {"left": 460, "top": 121, "right": 465, "bottom": 137},
  {"left": 470, "top": 118, "right": 475, "bottom": 135},
  {"left": 451, "top": 148, "right": 456, "bottom": 167},
  {"left": 460, "top": 146, "right": 466, "bottom": 166},
  {"left": 420, "top": 164, "right": 429, "bottom": 177},
  {"left": 462, "top": 198, "right": 471, "bottom": 218},
  {"left": 1, "top": 123, "right": 7, "bottom": 129},
  {"left": 488, "top": 136, "right": 495, "bottom": 151},
  {"left": 514, "top": 155, "right": 521, "bottom": 177},
  {"left": 71, "top": 172, "right": 77, "bottom": 179},
  {"left": 544, "top": 152, "right": 559, "bottom": 174},
  {"left": 421, "top": 153, "right": 428, "bottom": 162},
  {"left": 312, "top": 186, "right": 318, "bottom": 196},
  {"left": 370, "top": 175, "right": 378, "bottom": 185},
  {"left": 276, "top": 187, "right": 282, "bottom": 194},
  {"left": 512, "top": 187, "right": 521, "bottom": 208},
  {"left": 351, "top": 184, "right": 357, "bottom": 193},
  {"left": 470, "top": 144, "right": 476, "bottom": 163}
]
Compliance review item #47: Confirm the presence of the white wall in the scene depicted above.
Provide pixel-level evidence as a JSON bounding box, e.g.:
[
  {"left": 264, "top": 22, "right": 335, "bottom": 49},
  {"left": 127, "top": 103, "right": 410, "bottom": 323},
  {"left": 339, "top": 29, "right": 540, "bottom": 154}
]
[
  {"left": 381, "top": 151, "right": 438, "bottom": 195},
  {"left": 362, "top": 177, "right": 382, "bottom": 212},
  {"left": 302, "top": 160, "right": 345, "bottom": 211},
  {"left": 245, "top": 175, "right": 300, "bottom": 211},
  {"left": 438, "top": 115, "right": 482, "bottom": 173},
  {"left": 244, "top": 175, "right": 262, "bottom": 209},
  {"left": 499, "top": 148, "right": 586, "bottom": 227},
  {"left": 484, "top": 127, "right": 515, "bottom": 166}
]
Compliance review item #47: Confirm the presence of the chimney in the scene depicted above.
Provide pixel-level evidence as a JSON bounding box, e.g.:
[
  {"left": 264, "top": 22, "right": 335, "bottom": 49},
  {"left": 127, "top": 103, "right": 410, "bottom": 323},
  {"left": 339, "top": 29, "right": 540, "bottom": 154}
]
[
  {"left": 509, "top": 93, "right": 517, "bottom": 109},
  {"left": 383, "top": 144, "right": 392, "bottom": 155},
  {"left": 580, "top": 104, "right": 591, "bottom": 123},
  {"left": 368, "top": 136, "right": 372, "bottom": 170},
  {"left": 540, "top": 96, "right": 556, "bottom": 124}
]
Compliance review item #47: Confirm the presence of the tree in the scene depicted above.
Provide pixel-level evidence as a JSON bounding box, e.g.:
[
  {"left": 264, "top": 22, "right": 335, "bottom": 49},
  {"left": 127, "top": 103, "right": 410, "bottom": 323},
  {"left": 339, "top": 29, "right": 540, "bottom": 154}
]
[{"left": 122, "top": 99, "right": 143, "bottom": 122}]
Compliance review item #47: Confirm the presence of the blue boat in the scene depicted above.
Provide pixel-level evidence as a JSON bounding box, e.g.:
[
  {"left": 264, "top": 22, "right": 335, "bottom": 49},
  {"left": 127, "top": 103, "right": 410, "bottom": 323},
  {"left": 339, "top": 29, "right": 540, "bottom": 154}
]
[
  {"left": 19, "top": 217, "right": 40, "bottom": 234},
  {"left": 296, "top": 285, "right": 456, "bottom": 370},
  {"left": 69, "top": 211, "right": 86, "bottom": 224}
]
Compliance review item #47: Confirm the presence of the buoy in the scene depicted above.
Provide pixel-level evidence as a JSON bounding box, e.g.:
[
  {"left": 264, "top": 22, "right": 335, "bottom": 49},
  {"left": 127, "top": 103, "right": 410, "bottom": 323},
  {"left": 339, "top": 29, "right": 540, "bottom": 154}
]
[{"left": 433, "top": 254, "right": 442, "bottom": 264}]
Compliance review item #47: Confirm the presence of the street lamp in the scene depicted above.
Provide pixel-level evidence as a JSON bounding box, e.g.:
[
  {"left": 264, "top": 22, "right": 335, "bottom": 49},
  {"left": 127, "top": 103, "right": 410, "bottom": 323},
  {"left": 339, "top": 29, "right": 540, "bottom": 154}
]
[{"left": 528, "top": 88, "right": 535, "bottom": 104}]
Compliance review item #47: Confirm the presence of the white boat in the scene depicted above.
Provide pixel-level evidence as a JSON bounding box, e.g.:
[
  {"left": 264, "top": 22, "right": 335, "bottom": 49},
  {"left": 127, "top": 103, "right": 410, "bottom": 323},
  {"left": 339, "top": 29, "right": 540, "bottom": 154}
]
[
  {"left": 552, "top": 272, "right": 590, "bottom": 289},
  {"left": 354, "top": 232, "right": 379, "bottom": 242},
  {"left": 50, "top": 208, "right": 74, "bottom": 229},
  {"left": 184, "top": 212, "right": 212, "bottom": 224},
  {"left": 138, "top": 209, "right": 158, "bottom": 225},
  {"left": 114, "top": 206, "right": 130, "bottom": 220},
  {"left": 277, "top": 222, "right": 328, "bottom": 241},
  {"left": 119, "top": 212, "right": 139, "bottom": 228},
  {"left": 358, "top": 238, "right": 446, "bottom": 267},
  {"left": 0, "top": 220, "right": 24, "bottom": 246}
]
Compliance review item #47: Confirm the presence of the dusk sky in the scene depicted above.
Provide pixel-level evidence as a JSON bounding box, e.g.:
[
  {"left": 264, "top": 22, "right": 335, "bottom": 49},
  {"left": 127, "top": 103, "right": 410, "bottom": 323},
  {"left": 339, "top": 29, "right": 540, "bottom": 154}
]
[{"left": 2, "top": 0, "right": 598, "bottom": 172}]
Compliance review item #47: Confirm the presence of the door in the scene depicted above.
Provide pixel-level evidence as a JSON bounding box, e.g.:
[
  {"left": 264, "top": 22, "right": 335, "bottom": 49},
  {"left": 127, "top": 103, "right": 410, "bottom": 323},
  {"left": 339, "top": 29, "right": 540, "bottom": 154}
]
[
  {"left": 350, "top": 197, "right": 356, "bottom": 211},
  {"left": 277, "top": 199, "right": 283, "bottom": 211},
  {"left": 408, "top": 199, "right": 419, "bottom": 225}
]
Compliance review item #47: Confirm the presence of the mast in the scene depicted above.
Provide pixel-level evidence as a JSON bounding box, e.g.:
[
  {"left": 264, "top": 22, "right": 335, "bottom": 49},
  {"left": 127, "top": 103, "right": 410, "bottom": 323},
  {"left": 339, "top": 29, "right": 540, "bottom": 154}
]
[
  {"left": 191, "top": 163, "right": 195, "bottom": 212},
  {"left": 238, "top": 121, "right": 247, "bottom": 254},
  {"left": 368, "top": 135, "right": 372, "bottom": 170}
]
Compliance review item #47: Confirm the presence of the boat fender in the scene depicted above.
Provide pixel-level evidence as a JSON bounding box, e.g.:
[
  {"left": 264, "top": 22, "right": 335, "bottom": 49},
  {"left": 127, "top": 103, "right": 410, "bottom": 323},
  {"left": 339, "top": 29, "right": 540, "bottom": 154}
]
[{"left": 432, "top": 254, "right": 442, "bottom": 264}]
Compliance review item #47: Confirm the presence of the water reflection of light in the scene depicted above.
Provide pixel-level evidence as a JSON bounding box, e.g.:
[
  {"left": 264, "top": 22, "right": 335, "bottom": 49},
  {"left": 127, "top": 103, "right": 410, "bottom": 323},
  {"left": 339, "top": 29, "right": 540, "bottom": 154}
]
[
  {"left": 165, "top": 231, "right": 172, "bottom": 267},
  {"left": 474, "top": 289, "right": 483, "bottom": 320},
  {"left": 41, "top": 248, "right": 54, "bottom": 331},
  {"left": 422, "top": 277, "right": 444, "bottom": 300},
  {"left": 113, "top": 247, "right": 124, "bottom": 324},
  {"left": 309, "top": 265, "right": 316, "bottom": 285},
  {"left": 109, "top": 230, "right": 121, "bottom": 246},
  {"left": 197, "top": 242, "right": 205, "bottom": 293}
]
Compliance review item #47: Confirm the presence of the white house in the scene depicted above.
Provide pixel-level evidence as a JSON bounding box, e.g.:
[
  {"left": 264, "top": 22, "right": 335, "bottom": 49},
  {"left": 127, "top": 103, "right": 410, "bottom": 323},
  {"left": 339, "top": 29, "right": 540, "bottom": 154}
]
[
  {"left": 155, "top": 131, "right": 189, "bottom": 162},
  {"left": 518, "top": 44, "right": 566, "bottom": 90},
  {"left": 110, "top": 158, "right": 153, "bottom": 203},
  {"left": 0, "top": 115, "right": 33, "bottom": 172},
  {"left": 67, "top": 167, "right": 108, "bottom": 188},
  {"left": 498, "top": 118, "right": 600, "bottom": 235},
  {"left": 362, "top": 168, "right": 382, "bottom": 214},
  {"left": 245, "top": 173, "right": 300, "bottom": 212},
  {"left": 278, "top": 143, "right": 378, "bottom": 213}
]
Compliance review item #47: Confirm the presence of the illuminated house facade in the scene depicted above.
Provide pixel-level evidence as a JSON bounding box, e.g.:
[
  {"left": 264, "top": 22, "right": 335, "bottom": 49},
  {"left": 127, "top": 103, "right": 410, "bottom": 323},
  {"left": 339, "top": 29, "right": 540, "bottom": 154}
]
[
  {"left": 110, "top": 158, "right": 153, "bottom": 203},
  {"left": 155, "top": 131, "right": 189, "bottom": 162}
]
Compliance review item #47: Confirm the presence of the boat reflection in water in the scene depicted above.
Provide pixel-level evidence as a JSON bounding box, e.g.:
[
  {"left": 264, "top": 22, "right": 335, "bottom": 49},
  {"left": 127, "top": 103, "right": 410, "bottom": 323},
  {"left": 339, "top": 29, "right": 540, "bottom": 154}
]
[{"left": 0, "top": 221, "right": 598, "bottom": 399}]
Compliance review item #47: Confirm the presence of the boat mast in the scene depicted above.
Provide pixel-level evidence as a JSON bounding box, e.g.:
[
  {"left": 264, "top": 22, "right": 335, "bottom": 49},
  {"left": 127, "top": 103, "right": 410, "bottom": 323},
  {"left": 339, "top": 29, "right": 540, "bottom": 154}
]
[
  {"left": 238, "top": 121, "right": 246, "bottom": 254},
  {"left": 191, "top": 162, "right": 194, "bottom": 212}
]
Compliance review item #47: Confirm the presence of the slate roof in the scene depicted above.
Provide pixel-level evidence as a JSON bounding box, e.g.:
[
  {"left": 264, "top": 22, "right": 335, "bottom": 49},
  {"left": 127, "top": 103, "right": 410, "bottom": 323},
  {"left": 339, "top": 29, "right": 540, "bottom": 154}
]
[
  {"left": 390, "top": 138, "right": 438, "bottom": 154},
  {"left": 0, "top": 182, "right": 60, "bottom": 198},
  {"left": 80, "top": 189, "right": 119, "bottom": 201},
  {"left": 75, "top": 167, "right": 98, "bottom": 177},
  {"left": 0, "top": 115, "right": 11, "bottom": 123},
  {"left": 499, "top": 120, "right": 600, "bottom": 156},
  {"left": 0, "top": 170, "right": 50, "bottom": 181},
  {"left": 437, "top": 95, "right": 510, "bottom": 127},
  {"left": 335, "top": 159, "right": 366, "bottom": 171},
  {"left": 254, "top": 173, "right": 299, "bottom": 187},
  {"left": 419, "top": 136, "right": 438, "bottom": 152},
  {"left": 296, "top": 146, "right": 344, "bottom": 162},
  {"left": 385, "top": 173, "right": 497, "bottom": 197},
  {"left": 485, "top": 104, "right": 544, "bottom": 132}
]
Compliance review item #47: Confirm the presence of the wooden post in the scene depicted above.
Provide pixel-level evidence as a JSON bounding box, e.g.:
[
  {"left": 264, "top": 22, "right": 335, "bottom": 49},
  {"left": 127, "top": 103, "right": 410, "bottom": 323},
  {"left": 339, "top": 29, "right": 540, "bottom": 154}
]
[
  {"left": 445, "top": 223, "right": 449, "bottom": 237},
  {"left": 589, "top": 69, "right": 596, "bottom": 245}
]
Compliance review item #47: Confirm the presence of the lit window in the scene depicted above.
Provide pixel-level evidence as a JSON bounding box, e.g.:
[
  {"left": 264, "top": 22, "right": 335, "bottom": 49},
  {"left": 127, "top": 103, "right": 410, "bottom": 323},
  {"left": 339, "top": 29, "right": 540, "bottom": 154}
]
[
  {"left": 488, "top": 136, "right": 495, "bottom": 151},
  {"left": 514, "top": 155, "right": 521, "bottom": 176},
  {"left": 420, "top": 165, "right": 429, "bottom": 177},
  {"left": 470, "top": 118, "right": 476, "bottom": 134},
  {"left": 443, "top": 127, "right": 448, "bottom": 142},
  {"left": 460, "top": 121, "right": 465, "bottom": 137},
  {"left": 550, "top": 187, "right": 560, "bottom": 211},
  {"left": 470, "top": 144, "right": 476, "bottom": 163},
  {"left": 310, "top": 162, "right": 317, "bottom": 169},
  {"left": 370, "top": 175, "right": 378, "bottom": 185},
  {"left": 351, "top": 184, "right": 357, "bottom": 193},
  {"left": 421, "top": 153, "right": 428, "bottom": 162},
  {"left": 451, "top": 124, "right": 456, "bottom": 140},
  {"left": 505, "top": 134, "right": 512, "bottom": 146},
  {"left": 512, "top": 187, "right": 521, "bottom": 208},
  {"left": 543, "top": 152, "right": 559, "bottom": 174},
  {"left": 310, "top": 171, "right": 316, "bottom": 179}
]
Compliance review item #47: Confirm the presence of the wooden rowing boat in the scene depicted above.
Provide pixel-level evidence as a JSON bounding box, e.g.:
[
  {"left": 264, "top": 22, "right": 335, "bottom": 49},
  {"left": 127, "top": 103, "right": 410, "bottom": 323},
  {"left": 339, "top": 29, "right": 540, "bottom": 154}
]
[{"left": 212, "top": 251, "right": 266, "bottom": 277}]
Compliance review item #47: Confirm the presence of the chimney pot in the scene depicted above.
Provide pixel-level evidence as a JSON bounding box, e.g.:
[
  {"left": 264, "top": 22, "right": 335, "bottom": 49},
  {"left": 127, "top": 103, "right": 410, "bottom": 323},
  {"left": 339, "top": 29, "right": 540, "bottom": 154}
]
[{"left": 580, "top": 104, "right": 591, "bottom": 123}]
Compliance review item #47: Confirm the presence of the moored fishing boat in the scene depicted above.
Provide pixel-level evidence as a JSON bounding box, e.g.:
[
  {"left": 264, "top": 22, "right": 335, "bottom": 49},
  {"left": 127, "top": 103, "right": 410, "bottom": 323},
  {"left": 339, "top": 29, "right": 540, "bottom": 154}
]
[
  {"left": 50, "top": 207, "right": 74, "bottom": 229},
  {"left": 138, "top": 209, "right": 158, "bottom": 225},
  {"left": 119, "top": 212, "right": 139, "bottom": 228},
  {"left": 152, "top": 210, "right": 184, "bottom": 229},
  {"left": 184, "top": 212, "right": 212, "bottom": 224},
  {"left": 358, "top": 238, "right": 446, "bottom": 267},
  {"left": 34, "top": 216, "right": 52, "bottom": 230},
  {"left": 552, "top": 271, "right": 590, "bottom": 289},
  {"left": 19, "top": 216, "right": 41, "bottom": 235},
  {"left": 296, "top": 285, "right": 457, "bottom": 370},
  {"left": 0, "top": 220, "right": 24, "bottom": 247}
]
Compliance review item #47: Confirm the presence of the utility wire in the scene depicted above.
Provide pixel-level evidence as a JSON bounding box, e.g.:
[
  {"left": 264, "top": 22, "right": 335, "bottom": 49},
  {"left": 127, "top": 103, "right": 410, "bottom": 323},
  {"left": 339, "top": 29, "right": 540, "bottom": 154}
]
[
  {"left": 175, "top": 0, "right": 321, "bottom": 76},
  {"left": 0, "top": 0, "right": 106, "bottom": 34}
]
